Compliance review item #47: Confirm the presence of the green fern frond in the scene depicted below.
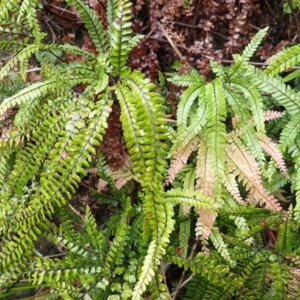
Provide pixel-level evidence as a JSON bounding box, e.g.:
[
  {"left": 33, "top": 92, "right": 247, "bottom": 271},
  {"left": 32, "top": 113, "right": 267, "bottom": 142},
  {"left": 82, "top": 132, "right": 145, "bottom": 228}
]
[
  {"left": 210, "top": 228, "right": 234, "bottom": 266},
  {"left": 65, "top": 0, "right": 108, "bottom": 53},
  {"left": 165, "top": 188, "right": 219, "bottom": 210},
  {"left": 170, "top": 103, "right": 206, "bottom": 155},
  {"left": 0, "top": 99, "right": 71, "bottom": 199},
  {"left": 228, "top": 80, "right": 265, "bottom": 133},
  {"left": 179, "top": 211, "right": 191, "bottom": 258},
  {"left": 0, "top": 44, "right": 39, "bottom": 81},
  {"left": 266, "top": 44, "right": 300, "bottom": 75},
  {"left": 206, "top": 78, "right": 226, "bottom": 194},
  {"left": 17, "top": 0, "right": 44, "bottom": 43},
  {"left": 247, "top": 66, "right": 300, "bottom": 114},
  {"left": 107, "top": 0, "right": 118, "bottom": 35},
  {"left": 176, "top": 83, "right": 204, "bottom": 128},
  {"left": 168, "top": 252, "right": 243, "bottom": 297},
  {"left": 0, "top": 0, "right": 19, "bottom": 20},
  {"left": 83, "top": 206, "right": 104, "bottom": 255},
  {"left": 279, "top": 113, "right": 300, "bottom": 151},
  {"left": 132, "top": 194, "right": 174, "bottom": 299},
  {"left": 109, "top": 0, "right": 134, "bottom": 69},
  {"left": 168, "top": 68, "right": 204, "bottom": 86},
  {"left": 228, "top": 27, "right": 268, "bottom": 79},
  {"left": 119, "top": 70, "right": 168, "bottom": 186}
]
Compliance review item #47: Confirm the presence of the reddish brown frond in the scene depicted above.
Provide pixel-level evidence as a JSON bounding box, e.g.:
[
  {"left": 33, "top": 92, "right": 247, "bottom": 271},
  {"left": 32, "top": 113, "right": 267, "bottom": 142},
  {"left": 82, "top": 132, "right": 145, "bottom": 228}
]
[
  {"left": 225, "top": 138, "right": 282, "bottom": 211},
  {"left": 223, "top": 172, "right": 244, "bottom": 204},
  {"left": 259, "top": 135, "right": 289, "bottom": 178},
  {"left": 165, "top": 137, "right": 198, "bottom": 185},
  {"left": 196, "top": 139, "right": 214, "bottom": 197},
  {"left": 195, "top": 208, "right": 216, "bottom": 241},
  {"left": 264, "top": 110, "right": 284, "bottom": 121},
  {"left": 246, "top": 187, "right": 282, "bottom": 211},
  {"left": 225, "top": 139, "right": 262, "bottom": 186}
]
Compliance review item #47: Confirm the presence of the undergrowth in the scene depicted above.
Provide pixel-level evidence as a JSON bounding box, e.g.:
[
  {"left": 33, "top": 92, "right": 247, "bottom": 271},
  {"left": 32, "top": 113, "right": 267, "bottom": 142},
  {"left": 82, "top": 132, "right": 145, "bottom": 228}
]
[{"left": 0, "top": 0, "right": 300, "bottom": 299}]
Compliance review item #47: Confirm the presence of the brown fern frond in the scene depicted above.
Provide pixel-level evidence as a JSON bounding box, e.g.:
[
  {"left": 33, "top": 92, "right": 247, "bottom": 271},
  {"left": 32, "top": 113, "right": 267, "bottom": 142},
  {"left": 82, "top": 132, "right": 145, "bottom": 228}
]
[
  {"left": 259, "top": 135, "right": 289, "bottom": 178},
  {"left": 227, "top": 119, "right": 255, "bottom": 140},
  {"left": 223, "top": 172, "right": 244, "bottom": 204},
  {"left": 246, "top": 186, "right": 282, "bottom": 211},
  {"left": 263, "top": 110, "right": 284, "bottom": 121},
  {"left": 232, "top": 115, "right": 240, "bottom": 129},
  {"left": 97, "top": 178, "right": 108, "bottom": 192},
  {"left": 225, "top": 139, "right": 262, "bottom": 186},
  {"left": 111, "top": 170, "right": 136, "bottom": 189},
  {"left": 182, "top": 204, "right": 191, "bottom": 216},
  {"left": 86, "top": 167, "right": 98, "bottom": 175},
  {"left": 225, "top": 138, "right": 282, "bottom": 211},
  {"left": 195, "top": 208, "right": 216, "bottom": 241},
  {"left": 195, "top": 139, "right": 214, "bottom": 197},
  {"left": 165, "top": 137, "right": 199, "bottom": 185},
  {"left": 111, "top": 158, "right": 136, "bottom": 189}
]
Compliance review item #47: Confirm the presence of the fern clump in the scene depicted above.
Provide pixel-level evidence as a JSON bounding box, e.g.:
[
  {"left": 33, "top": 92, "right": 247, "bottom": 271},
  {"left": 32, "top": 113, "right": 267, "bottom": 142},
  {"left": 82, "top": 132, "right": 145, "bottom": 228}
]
[{"left": 0, "top": 1, "right": 300, "bottom": 299}]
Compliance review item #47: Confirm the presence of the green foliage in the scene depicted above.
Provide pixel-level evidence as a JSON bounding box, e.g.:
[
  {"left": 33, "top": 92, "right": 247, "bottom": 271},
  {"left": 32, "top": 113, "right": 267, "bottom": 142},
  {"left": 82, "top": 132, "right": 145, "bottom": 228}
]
[{"left": 0, "top": 1, "right": 300, "bottom": 299}]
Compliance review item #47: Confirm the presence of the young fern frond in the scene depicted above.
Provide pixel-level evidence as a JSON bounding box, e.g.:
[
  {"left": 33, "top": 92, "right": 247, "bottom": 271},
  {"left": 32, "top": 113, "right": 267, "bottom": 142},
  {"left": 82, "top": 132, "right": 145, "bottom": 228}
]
[{"left": 228, "top": 27, "right": 268, "bottom": 79}]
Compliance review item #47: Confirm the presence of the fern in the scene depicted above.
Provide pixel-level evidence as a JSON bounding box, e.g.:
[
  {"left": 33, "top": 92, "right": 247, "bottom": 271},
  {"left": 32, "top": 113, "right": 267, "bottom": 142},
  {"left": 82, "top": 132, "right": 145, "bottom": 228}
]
[{"left": 0, "top": 3, "right": 300, "bottom": 299}]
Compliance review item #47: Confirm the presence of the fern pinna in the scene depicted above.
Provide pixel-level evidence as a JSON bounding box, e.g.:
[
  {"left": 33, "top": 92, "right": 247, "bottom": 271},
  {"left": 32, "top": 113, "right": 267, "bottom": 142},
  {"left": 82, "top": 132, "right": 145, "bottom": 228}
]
[{"left": 0, "top": 0, "right": 300, "bottom": 299}]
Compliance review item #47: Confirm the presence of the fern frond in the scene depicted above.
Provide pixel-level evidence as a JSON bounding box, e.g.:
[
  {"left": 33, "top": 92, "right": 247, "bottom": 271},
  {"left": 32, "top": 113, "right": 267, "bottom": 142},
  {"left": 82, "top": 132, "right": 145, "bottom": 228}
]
[
  {"left": 171, "top": 107, "right": 206, "bottom": 158},
  {"left": 223, "top": 172, "right": 244, "bottom": 204},
  {"left": 119, "top": 70, "right": 168, "bottom": 187},
  {"left": 266, "top": 43, "right": 300, "bottom": 75},
  {"left": 228, "top": 80, "right": 265, "bottom": 133},
  {"left": 229, "top": 27, "right": 268, "bottom": 79},
  {"left": 247, "top": 66, "right": 300, "bottom": 114},
  {"left": 165, "top": 188, "right": 218, "bottom": 210},
  {"left": 176, "top": 83, "right": 204, "bottom": 127},
  {"left": 225, "top": 138, "right": 282, "bottom": 211},
  {"left": 210, "top": 228, "right": 234, "bottom": 266},
  {"left": 65, "top": 0, "right": 107, "bottom": 53},
  {"left": 0, "top": 44, "right": 39, "bottom": 81},
  {"left": 195, "top": 139, "right": 214, "bottom": 197},
  {"left": 132, "top": 193, "right": 174, "bottom": 299},
  {"left": 166, "top": 137, "right": 198, "bottom": 185},
  {"left": 195, "top": 208, "right": 216, "bottom": 241},
  {"left": 109, "top": 0, "right": 134, "bottom": 69},
  {"left": 264, "top": 110, "right": 284, "bottom": 121},
  {"left": 206, "top": 78, "right": 226, "bottom": 194},
  {"left": 168, "top": 252, "right": 243, "bottom": 296},
  {"left": 17, "top": 0, "right": 44, "bottom": 43},
  {"left": 259, "top": 135, "right": 289, "bottom": 178},
  {"left": 167, "top": 68, "right": 204, "bottom": 86},
  {"left": 279, "top": 113, "right": 300, "bottom": 151},
  {"left": 0, "top": 99, "right": 71, "bottom": 199},
  {"left": 0, "top": 0, "right": 19, "bottom": 20}
]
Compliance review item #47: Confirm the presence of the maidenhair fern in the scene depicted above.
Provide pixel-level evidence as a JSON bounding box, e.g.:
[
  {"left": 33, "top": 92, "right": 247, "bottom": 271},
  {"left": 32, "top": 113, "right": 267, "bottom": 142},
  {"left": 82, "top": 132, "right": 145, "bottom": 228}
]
[{"left": 0, "top": 1, "right": 300, "bottom": 299}]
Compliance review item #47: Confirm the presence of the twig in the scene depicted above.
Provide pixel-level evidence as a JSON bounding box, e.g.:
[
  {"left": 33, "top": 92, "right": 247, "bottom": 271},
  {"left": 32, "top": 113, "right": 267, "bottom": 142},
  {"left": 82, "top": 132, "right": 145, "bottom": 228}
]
[
  {"left": 161, "top": 260, "right": 172, "bottom": 297},
  {"left": 171, "top": 242, "right": 198, "bottom": 299},
  {"left": 187, "top": 0, "right": 201, "bottom": 43},
  {"left": 263, "top": 0, "right": 278, "bottom": 18},
  {"left": 157, "top": 22, "right": 185, "bottom": 62},
  {"left": 174, "top": 21, "right": 229, "bottom": 41}
]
